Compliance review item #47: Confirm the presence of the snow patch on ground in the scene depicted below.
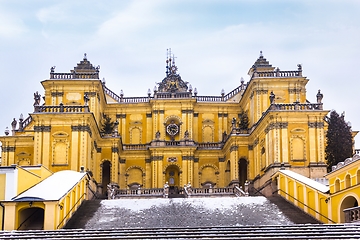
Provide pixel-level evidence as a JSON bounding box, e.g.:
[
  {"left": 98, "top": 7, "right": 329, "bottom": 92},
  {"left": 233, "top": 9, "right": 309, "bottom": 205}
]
[
  {"left": 85, "top": 196, "right": 292, "bottom": 229},
  {"left": 102, "top": 196, "right": 267, "bottom": 211}
]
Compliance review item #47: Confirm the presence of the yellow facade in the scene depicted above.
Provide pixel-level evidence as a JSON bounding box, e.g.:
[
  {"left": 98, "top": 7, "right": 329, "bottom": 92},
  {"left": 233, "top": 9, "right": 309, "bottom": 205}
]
[
  {"left": 1, "top": 171, "right": 94, "bottom": 230},
  {"left": 0, "top": 165, "right": 53, "bottom": 230},
  {"left": 326, "top": 155, "right": 360, "bottom": 223},
  {"left": 0, "top": 52, "right": 329, "bottom": 194},
  {"left": 274, "top": 170, "right": 332, "bottom": 223},
  {"left": 273, "top": 153, "right": 360, "bottom": 224}
]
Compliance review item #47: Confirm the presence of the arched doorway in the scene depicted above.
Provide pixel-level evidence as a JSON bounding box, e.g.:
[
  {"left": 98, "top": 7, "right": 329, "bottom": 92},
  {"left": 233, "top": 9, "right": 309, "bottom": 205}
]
[
  {"left": 165, "top": 165, "right": 180, "bottom": 195},
  {"left": 238, "top": 158, "right": 248, "bottom": 189},
  {"left": 18, "top": 207, "right": 44, "bottom": 230},
  {"left": 101, "top": 160, "right": 111, "bottom": 195},
  {"left": 340, "top": 195, "right": 358, "bottom": 223},
  {"left": 225, "top": 160, "right": 231, "bottom": 186}
]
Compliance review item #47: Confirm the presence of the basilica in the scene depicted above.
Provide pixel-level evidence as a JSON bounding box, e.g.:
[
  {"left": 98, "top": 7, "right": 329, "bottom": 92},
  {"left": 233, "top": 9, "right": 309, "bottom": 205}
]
[{"left": 0, "top": 51, "right": 328, "bottom": 195}]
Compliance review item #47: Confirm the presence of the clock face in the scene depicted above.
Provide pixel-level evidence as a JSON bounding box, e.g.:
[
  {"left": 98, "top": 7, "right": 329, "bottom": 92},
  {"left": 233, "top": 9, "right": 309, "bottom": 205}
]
[{"left": 166, "top": 123, "right": 179, "bottom": 136}]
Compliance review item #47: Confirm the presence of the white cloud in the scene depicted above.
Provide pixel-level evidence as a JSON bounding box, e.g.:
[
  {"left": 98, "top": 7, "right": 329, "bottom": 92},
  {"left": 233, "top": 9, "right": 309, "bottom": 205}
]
[
  {"left": 96, "top": 0, "right": 164, "bottom": 39},
  {"left": 0, "top": 11, "right": 27, "bottom": 38}
]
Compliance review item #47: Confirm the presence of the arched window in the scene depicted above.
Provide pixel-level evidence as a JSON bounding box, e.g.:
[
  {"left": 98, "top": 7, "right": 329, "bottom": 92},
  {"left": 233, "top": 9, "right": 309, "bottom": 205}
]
[
  {"left": 335, "top": 179, "right": 340, "bottom": 192},
  {"left": 345, "top": 174, "right": 351, "bottom": 188}
]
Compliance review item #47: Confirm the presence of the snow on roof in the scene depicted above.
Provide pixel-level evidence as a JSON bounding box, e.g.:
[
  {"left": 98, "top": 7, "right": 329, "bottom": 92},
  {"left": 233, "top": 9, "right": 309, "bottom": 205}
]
[
  {"left": 279, "top": 170, "right": 329, "bottom": 193},
  {"left": 12, "top": 170, "right": 87, "bottom": 201}
]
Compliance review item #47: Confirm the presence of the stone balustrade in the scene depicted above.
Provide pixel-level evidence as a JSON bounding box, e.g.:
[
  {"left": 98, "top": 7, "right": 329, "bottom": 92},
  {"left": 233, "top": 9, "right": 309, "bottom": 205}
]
[
  {"left": 50, "top": 72, "right": 99, "bottom": 79},
  {"left": 116, "top": 188, "right": 163, "bottom": 198},
  {"left": 195, "top": 96, "right": 223, "bottom": 102},
  {"left": 344, "top": 206, "right": 360, "bottom": 223},
  {"left": 270, "top": 102, "right": 323, "bottom": 111},
  {"left": 34, "top": 104, "right": 89, "bottom": 113},
  {"left": 21, "top": 116, "right": 33, "bottom": 130},
  {"left": 252, "top": 70, "right": 302, "bottom": 78},
  {"left": 197, "top": 142, "right": 223, "bottom": 149},
  {"left": 122, "top": 144, "right": 148, "bottom": 150},
  {"left": 114, "top": 187, "right": 243, "bottom": 198}
]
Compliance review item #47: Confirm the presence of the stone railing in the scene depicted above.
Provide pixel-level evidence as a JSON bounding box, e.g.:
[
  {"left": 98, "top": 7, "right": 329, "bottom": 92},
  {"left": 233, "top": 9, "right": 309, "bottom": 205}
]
[
  {"left": 34, "top": 104, "right": 89, "bottom": 113},
  {"left": 191, "top": 187, "right": 235, "bottom": 195},
  {"left": 114, "top": 187, "right": 243, "bottom": 198},
  {"left": 165, "top": 141, "right": 182, "bottom": 146},
  {"left": 116, "top": 188, "right": 163, "bottom": 198},
  {"left": 155, "top": 92, "right": 193, "bottom": 99},
  {"left": 270, "top": 102, "right": 323, "bottom": 111},
  {"left": 122, "top": 144, "right": 148, "bottom": 150},
  {"left": 197, "top": 142, "right": 223, "bottom": 149},
  {"left": 22, "top": 116, "right": 33, "bottom": 129},
  {"left": 121, "top": 97, "right": 150, "bottom": 103},
  {"left": 103, "top": 85, "right": 120, "bottom": 102},
  {"left": 223, "top": 86, "right": 242, "bottom": 101},
  {"left": 344, "top": 206, "right": 360, "bottom": 223},
  {"left": 195, "top": 96, "right": 223, "bottom": 102},
  {"left": 50, "top": 72, "right": 99, "bottom": 79},
  {"left": 103, "top": 85, "right": 150, "bottom": 103},
  {"left": 252, "top": 70, "right": 302, "bottom": 78}
]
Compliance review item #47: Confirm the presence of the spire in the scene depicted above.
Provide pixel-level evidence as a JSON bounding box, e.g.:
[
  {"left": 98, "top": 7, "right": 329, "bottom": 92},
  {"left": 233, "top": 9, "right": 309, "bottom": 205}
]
[
  {"left": 158, "top": 48, "right": 188, "bottom": 93},
  {"left": 165, "top": 48, "right": 178, "bottom": 76},
  {"left": 72, "top": 53, "right": 99, "bottom": 73},
  {"left": 248, "top": 51, "right": 275, "bottom": 75}
]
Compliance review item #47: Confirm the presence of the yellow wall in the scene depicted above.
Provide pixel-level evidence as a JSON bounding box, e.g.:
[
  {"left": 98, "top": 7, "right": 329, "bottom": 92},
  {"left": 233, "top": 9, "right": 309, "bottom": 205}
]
[
  {"left": 0, "top": 174, "right": 5, "bottom": 200},
  {"left": 326, "top": 157, "right": 360, "bottom": 223},
  {"left": 2, "top": 172, "right": 92, "bottom": 231},
  {"left": 16, "top": 167, "right": 41, "bottom": 195},
  {"left": 274, "top": 170, "right": 333, "bottom": 223},
  {"left": 275, "top": 159, "right": 360, "bottom": 224}
]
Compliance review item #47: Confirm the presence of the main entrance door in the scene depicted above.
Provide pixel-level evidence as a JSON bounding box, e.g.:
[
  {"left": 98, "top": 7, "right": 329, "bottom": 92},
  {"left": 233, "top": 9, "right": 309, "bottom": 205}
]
[{"left": 165, "top": 165, "right": 180, "bottom": 195}]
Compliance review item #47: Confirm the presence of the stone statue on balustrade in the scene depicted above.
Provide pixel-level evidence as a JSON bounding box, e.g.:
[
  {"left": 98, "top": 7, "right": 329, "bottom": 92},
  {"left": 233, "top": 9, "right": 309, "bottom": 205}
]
[
  {"left": 11, "top": 118, "right": 17, "bottom": 131},
  {"left": 184, "top": 182, "right": 192, "bottom": 195},
  {"left": 269, "top": 91, "right": 275, "bottom": 104},
  {"left": 184, "top": 130, "right": 189, "bottom": 140},
  {"left": 163, "top": 181, "right": 169, "bottom": 198},
  {"left": 155, "top": 130, "right": 160, "bottom": 140},
  {"left": 34, "top": 91, "right": 41, "bottom": 106},
  {"left": 231, "top": 118, "right": 237, "bottom": 129},
  {"left": 107, "top": 183, "right": 118, "bottom": 200}
]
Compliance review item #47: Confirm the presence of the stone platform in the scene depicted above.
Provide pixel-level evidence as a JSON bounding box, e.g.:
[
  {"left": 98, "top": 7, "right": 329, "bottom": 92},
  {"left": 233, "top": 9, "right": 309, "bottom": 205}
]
[{"left": 81, "top": 197, "right": 293, "bottom": 229}]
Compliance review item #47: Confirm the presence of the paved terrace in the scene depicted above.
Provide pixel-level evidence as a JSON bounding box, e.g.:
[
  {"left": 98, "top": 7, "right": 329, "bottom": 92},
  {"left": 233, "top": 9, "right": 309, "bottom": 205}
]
[{"left": 82, "top": 197, "right": 293, "bottom": 229}]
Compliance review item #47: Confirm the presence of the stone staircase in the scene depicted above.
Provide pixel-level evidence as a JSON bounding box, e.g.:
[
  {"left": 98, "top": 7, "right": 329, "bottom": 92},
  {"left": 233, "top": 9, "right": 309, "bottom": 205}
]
[
  {"left": 2, "top": 225, "right": 360, "bottom": 239},
  {"left": 267, "top": 195, "right": 322, "bottom": 224},
  {"left": 2, "top": 196, "right": 360, "bottom": 239}
]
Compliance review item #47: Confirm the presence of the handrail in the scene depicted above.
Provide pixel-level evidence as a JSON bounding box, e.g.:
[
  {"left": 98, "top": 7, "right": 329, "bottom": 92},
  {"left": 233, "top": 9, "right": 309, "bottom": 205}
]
[
  {"left": 17, "top": 208, "right": 42, "bottom": 230},
  {"left": 87, "top": 182, "right": 99, "bottom": 200},
  {"left": 56, "top": 192, "right": 87, "bottom": 229},
  {"left": 275, "top": 188, "right": 335, "bottom": 223},
  {"left": 234, "top": 186, "right": 246, "bottom": 197}
]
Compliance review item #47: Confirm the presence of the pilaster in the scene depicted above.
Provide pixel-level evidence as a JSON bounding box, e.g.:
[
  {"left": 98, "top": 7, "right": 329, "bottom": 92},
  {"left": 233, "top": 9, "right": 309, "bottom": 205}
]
[
  {"left": 119, "top": 158, "right": 126, "bottom": 188},
  {"left": 3, "top": 203, "right": 16, "bottom": 230},
  {"left": 44, "top": 201, "right": 58, "bottom": 230},
  {"left": 193, "top": 158, "right": 199, "bottom": 188}
]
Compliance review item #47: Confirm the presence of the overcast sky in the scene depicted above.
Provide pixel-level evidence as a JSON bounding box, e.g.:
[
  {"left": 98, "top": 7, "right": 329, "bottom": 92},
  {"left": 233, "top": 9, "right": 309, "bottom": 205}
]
[{"left": 0, "top": 0, "right": 360, "bottom": 147}]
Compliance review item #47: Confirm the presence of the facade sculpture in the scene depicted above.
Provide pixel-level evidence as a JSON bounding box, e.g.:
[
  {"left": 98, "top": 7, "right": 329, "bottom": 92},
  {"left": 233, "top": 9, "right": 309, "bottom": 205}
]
[{"left": 0, "top": 51, "right": 336, "bottom": 195}]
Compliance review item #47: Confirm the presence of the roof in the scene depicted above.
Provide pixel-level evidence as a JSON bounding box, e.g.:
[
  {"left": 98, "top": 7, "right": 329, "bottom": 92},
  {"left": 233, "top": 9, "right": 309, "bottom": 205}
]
[
  {"left": 279, "top": 170, "right": 329, "bottom": 193},
  {"left": 12, "top": 170, "right": 87, "bottom": 201}
]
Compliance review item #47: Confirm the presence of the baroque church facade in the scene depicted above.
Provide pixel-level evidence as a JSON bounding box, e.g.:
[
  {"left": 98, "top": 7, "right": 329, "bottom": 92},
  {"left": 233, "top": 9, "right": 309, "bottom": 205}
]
[{"left": 0, "top": 51, "right": 328, "bottom": 194}]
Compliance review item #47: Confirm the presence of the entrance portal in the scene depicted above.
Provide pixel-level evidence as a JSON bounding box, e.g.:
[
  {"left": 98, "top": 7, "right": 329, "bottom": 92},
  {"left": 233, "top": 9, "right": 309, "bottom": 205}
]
[
  {"left": 165, "top": 165, "right": 180, "bottom": 195},
  {"left": 340, "top": 195, "right": 358, "bottom": 223},
  {"left": 238, "top": 158, "right": 248, "bottom": 189},
  {"left": 18, "top": 207, "right": 44, "bottom": 230},
  {"left": 101, "top": 160, "right": 111, "bottom": 195}
]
